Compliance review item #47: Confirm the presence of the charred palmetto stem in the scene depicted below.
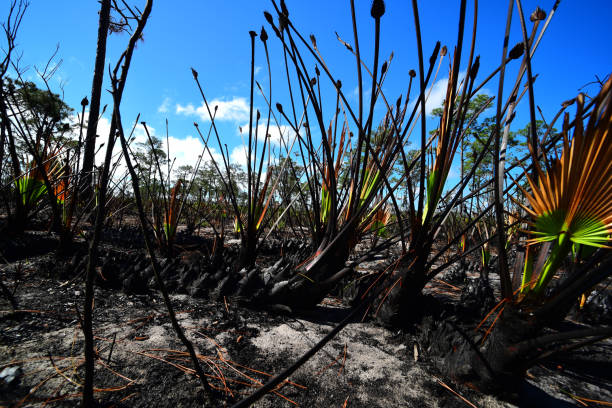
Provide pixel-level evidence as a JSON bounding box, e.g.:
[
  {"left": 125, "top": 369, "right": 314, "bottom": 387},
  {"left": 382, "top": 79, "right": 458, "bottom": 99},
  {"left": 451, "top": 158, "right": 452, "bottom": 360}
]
[
  {"left": 246, "top": 31, "right": 256, "bottom": 254},
  {"left": 493, "top": 0, "right": 514, "bottom": 300},
  {"left": 63, "top": 97, "right": 89, "bottom": 237},
  {"left": 350, "top": 0, "right": 363, "bottom": 133},
  {"left": 112, "top": 87, "right": 213, "bottom": 396},
  {"left": 355, "top": 0, "right": 383, "bottom": 217},
  {"left": 81, "top": 108, "right": 118, "bottom": 408},
  {"left": 421, "top": 0, "right": 467, "bottom": 232},
  {"left": 515, "top": 0, "right": 540, "bottom": 179},
  {"left": 410, "top": 0, "right": 427, "bottom": 225}
]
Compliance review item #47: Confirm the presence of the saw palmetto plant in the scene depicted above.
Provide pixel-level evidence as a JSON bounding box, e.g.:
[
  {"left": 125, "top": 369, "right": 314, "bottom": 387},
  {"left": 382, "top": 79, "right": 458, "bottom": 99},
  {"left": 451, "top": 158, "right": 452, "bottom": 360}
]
[
  {"left": 251, "top": 0, "right": 428, "bottom": 309},
  {"left": 371, "top": 0, "right": 505, "bottom": 325},
  {"left": 190, "top": 27, "right": 288, "bottom": 270},
  {"left": 448, "top": 74, "right": 612, "bottom": 395},
  {"left": 16, "top": 148, "right": 62, "bottom": 210},
  {"left": 1, "top": 78, "right": 71, "bottom": 237},
  {"left": 0, "top": 69, "right": 105, "bottom": 253},
  {"left": 162, "top": 179, "right": 182, "bottom": 251},
  {"left": 421, "top": 59, "right": 465, "bottom": 225},
  {"left": 137, "top": 121, "right": 211, "bottom": 257},
  {"left": 517, "top": 86, "right": 612, "bottom": 297},
  {"left": 253, "top": 0, "right": 523, "bottom": 318}
]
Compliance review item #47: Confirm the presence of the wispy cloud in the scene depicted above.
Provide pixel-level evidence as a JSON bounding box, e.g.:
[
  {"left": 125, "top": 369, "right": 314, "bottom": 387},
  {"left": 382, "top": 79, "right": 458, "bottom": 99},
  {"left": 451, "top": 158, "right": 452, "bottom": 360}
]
[
  {"left": 176, "top": 97, "right": 250, "bottom": 122},
  {"left": 351, "top": 85, "right": 371, "bottom": 102},
  {"left": 68, "top": 56, "right": 85, "bottom": 71},
  {"left": 157, "top": 96, "right": 171, "bottom": 113}
]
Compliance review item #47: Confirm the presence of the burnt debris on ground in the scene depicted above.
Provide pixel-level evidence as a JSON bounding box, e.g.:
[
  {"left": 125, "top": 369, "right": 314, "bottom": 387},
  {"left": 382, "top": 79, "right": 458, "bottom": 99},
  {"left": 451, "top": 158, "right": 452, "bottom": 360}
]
[{"left": 1, "top": 230, "right": 610, "bottom": 407}]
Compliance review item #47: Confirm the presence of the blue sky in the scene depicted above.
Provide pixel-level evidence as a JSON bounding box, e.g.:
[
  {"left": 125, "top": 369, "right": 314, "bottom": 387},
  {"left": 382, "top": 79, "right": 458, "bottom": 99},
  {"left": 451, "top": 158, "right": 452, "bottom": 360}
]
[{"left": 7, "top": 0, "right": 611, "bottom": 174}]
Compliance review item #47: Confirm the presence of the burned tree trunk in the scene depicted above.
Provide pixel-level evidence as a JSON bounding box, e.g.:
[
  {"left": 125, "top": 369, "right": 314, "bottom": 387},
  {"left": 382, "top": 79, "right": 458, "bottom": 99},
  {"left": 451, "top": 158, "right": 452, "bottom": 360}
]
[{"left": 80, "top": 0, "right": 111, "bottom": 201}]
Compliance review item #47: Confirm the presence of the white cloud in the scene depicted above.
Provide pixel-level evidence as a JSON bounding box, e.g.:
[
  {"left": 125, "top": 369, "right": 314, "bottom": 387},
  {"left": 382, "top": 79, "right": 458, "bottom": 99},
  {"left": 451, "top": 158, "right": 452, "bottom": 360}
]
[
  {"left": 237, "top": 122, "right": 294, "bottom": 146},
  {"left": 417, "top": 71, "right": 478, "bottom": 117},
  {"left": 128, "top": 124, "right": 223, "bottom": 173},
  {"left": 67, "top": 114, "right": 131, "bottom": 180},
  {"left": 176, "top": 97, "right": 250, "bottom": 122},
  {"left": 424, "top": 76, "right": 452, "bottom": 117},
  {"left": 68, "top": 114, "right": 223, "bottom": 181},
  {"left": 175, "top": 103, "right": 196, "bottom": 115},
  {"left": 228, "top": 146, "right": 268, "bottom": 189},
  {"left": 254, "top": 66, "right": 262, "bottom": 76},
  {"left": 230, "top": 145, "right": 248, "bottom": 167},
  {"left": 157, "top": 97, "right": 171, "bottom": 113},
  {"left": 93, "top": 116, "right": 113, "bottom": 166},
  {"left": 168, "top": 135, "right": 222, "bottom": 169}
]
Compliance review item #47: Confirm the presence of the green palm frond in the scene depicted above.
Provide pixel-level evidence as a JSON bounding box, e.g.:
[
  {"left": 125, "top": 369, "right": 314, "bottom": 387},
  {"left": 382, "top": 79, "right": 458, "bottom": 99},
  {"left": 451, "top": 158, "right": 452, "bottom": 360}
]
[{"left": 518, "top": 76, "right": 612, "bottom": 295}]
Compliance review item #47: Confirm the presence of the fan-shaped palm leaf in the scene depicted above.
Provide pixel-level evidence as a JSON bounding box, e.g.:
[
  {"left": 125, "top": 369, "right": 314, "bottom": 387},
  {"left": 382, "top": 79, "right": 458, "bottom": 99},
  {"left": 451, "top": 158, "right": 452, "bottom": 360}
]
[{"left": 518, "top": 76, "right": 612, "bottom": 295}]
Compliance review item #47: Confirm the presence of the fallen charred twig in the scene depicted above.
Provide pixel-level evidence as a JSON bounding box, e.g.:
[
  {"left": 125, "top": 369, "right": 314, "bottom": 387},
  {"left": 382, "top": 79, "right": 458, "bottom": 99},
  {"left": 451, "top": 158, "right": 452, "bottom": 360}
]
[{"left": 231, "top": 299, "right": 367, "bottom": 407}]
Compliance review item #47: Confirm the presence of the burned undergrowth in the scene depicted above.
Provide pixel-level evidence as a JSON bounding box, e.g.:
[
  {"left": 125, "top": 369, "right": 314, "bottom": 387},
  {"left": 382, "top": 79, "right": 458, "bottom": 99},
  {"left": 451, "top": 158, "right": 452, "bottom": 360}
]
[
  {"left": 1, "top": 230, "right": 610, "bottom": 407},
  {"left": 1, "top": 0, "right": 611, "bottom": 406}
]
